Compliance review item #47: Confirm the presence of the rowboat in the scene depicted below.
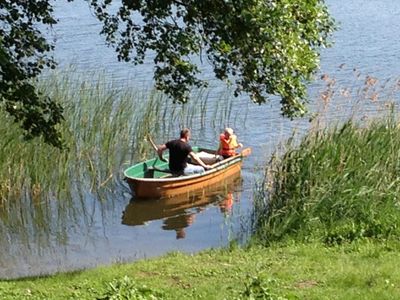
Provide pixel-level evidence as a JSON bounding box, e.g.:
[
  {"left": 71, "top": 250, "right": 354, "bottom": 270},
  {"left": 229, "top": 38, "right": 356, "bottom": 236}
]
[
  {"left": 123, "top": 147, "right": 251, "bottom": 198},
  {"left": 122, "top": 171, "right": 242, "bottom": 227}
]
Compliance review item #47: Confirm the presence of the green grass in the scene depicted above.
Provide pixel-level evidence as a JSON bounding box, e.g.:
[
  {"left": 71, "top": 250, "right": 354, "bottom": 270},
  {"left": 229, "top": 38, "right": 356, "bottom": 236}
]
[
  {"left": 0, "top": 240, "right": 399, "bottom": 299},
  {"left": 2, "top": 72, "right": 400, "bottom": 299}
]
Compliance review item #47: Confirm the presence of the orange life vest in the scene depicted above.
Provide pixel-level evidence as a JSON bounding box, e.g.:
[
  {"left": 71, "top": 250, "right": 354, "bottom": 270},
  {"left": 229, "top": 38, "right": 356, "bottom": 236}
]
[{"left": 218, "top": 134, "right": 238, "bottom": 157}]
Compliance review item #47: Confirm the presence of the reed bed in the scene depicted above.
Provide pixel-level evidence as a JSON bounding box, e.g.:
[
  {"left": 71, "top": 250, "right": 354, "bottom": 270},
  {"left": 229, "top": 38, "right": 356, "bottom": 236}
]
[
  {"left": 0, "top": 70, "right": 236, "bottom": 248},
  {"left": 254, "top": 72, "right": 400, "bottom": 245}
]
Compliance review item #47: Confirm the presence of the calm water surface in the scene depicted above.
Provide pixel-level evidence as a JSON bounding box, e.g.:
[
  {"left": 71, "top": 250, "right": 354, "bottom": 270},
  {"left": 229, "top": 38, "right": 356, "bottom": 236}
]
[{"left": 1, "top": 0, "right": 400, "bottom": 278}]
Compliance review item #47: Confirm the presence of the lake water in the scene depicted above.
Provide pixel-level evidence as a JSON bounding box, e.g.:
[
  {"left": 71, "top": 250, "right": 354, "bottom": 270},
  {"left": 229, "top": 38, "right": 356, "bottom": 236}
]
[{"left": 1, "top": 0, "right": 400, "bottom": 278}]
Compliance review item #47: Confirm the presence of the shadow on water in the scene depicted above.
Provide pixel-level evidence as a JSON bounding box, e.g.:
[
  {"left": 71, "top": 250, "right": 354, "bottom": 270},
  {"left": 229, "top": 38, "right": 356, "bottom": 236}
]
[{"left": 122, "top": 172, "right": 243, "bottom": 240}]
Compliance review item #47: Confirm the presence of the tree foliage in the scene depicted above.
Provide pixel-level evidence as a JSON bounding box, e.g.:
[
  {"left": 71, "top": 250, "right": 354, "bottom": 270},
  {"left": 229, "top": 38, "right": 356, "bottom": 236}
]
[
  {"left": 0, "top": 0, "right": 335, "bottom": 148},
  {"left": 90, "top": 0, "right": 335, "bottom": 117},
  {"left": 0, "top": 0, "right": 63, "bottom": 147}
]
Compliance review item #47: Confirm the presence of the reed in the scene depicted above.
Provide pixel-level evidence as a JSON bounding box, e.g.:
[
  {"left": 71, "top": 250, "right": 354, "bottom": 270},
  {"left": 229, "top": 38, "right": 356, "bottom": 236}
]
[
  {"left": 254, "top": 71, "right": 400, "bottom": 245},
  {"left": 254, "top": 112, "right": 400, "bottom": 245},
  {"left": 0, "top": 70, "right": 236, "bottom": 247}
]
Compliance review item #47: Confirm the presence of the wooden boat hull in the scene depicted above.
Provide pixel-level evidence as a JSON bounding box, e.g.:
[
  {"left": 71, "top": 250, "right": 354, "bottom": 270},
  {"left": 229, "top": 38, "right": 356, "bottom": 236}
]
[
  {"left": 124, "top": 147, "right": 250, "bottom": 198},
  {"left": 129, "top": 160, "right": 241, "bottom": 198},
  {"left": 122, "top": 171, "right": 242, "bottom": 226}
]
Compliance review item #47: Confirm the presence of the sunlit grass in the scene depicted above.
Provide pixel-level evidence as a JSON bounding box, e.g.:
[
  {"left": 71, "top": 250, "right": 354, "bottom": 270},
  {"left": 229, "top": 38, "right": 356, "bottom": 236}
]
[{"left": 1, "top": 240, "right": 400, "bottom": 299}]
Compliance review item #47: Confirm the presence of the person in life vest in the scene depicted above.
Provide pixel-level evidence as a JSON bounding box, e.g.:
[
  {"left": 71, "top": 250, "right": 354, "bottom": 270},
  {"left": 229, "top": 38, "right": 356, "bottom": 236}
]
[
  {"left": 217, "top": 127, "right": 243, "bottom": 159},
  {"left": 219, "top": 192, "right": 234, "bottom": 215}
]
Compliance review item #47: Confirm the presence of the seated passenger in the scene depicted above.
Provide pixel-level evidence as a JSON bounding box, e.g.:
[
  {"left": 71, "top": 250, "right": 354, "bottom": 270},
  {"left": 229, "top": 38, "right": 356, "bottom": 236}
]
[{"left": 217, "top": 127, "right": 243, "bottom": 159}]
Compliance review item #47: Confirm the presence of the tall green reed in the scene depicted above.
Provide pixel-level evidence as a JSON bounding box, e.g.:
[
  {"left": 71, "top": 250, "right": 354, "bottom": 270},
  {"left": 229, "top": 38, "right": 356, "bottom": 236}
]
[
  {"left": 255, "top": 116, "right": 400, "bottom": 245},
  {"left": 254, "top": 71, "right": 400, "bottom": 245},
  {"left": 0, "top": 69, "right": 237, "bottom": 248}
]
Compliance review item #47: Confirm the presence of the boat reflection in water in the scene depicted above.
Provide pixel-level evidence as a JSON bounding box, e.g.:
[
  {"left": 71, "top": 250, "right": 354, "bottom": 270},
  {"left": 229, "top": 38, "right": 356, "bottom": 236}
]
[{"left": 122, "top": 172, "right": 242, "bottom": 239}]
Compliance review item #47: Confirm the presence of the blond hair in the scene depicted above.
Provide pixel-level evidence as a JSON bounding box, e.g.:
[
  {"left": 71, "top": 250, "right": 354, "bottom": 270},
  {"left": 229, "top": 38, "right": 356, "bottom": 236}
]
[{"left": 224, "top": 127, "right": 234, "bottom": 135}]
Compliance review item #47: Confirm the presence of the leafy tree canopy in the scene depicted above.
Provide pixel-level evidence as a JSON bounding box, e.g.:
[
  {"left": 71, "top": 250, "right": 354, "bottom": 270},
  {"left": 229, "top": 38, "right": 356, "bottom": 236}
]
[
  {"left": 0, "top": 0, "right": 335, "bottom": 147},
  {"left": 90, "top": 0, "right": 335, "bottom": 117},
  {"left": 0, "top": 0, "right": 64, "bottom": 147}
]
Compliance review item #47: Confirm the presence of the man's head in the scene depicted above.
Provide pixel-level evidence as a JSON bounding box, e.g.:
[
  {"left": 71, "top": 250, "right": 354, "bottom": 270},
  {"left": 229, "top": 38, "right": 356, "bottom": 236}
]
[
  {"left": 180, "top": 128, "right": 191, "bottom": 141},
  {"left": 176, "top": 228, "right": 186, "bottom": 239}
]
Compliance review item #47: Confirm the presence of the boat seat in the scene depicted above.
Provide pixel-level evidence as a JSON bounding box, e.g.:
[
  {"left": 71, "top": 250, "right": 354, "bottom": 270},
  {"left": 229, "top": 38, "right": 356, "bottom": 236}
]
[
  {"left": 148, "top": 166, "right": 171, "bottom": 173},
  {"left": 146, "top": 166, "right": 183, "bottom": 179}
]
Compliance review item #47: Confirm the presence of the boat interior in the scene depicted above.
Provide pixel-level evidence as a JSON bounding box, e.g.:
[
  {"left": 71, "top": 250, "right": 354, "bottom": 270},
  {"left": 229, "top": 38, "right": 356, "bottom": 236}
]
[
  {"left": 143, "top": 149, "right": 222, "bottom": 179},
  {"left": 125, "top": 147, "right": 244, "bottom": 180}
]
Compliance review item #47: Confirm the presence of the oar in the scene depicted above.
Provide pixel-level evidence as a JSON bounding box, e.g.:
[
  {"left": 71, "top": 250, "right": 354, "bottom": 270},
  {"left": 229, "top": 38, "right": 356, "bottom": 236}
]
[
  {"left": 144, "top": 135, "right": 172, "bottom": 175},
  {"left": 209, "top": 147, "right": 251, "bottom": 168},
  {"left": 147, "top": 134, "right": 158, "bottom": 152},
  {"left": 241, "top": 147, "right": 252, "bottom": 157},
  {"left": 147, "top": 134, "right": 169, "bottom": 163}
]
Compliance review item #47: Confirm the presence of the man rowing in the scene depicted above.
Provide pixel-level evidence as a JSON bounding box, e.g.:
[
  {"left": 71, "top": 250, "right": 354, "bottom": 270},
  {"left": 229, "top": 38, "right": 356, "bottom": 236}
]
[{"left": 157, "top": 128, "right": 213, "bottom": 176}]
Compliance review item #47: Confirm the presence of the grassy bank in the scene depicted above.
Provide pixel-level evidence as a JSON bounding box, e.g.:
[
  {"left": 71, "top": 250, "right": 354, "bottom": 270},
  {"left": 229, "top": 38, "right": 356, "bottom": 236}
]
[
  {"left": 2, "top": 71, "right": 400, "bottom": 298},
  {"left": 0, "top": 240, "right": 399, "bottom": 299},
  {"left": 2, "top": 117, "right": 400, "bottom": 299}
]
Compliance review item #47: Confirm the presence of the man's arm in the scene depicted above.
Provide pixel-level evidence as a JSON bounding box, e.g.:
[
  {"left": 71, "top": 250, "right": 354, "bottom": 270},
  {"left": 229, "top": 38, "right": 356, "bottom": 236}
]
[
  {"left": 157, "top": 144, "right": 168, "bottom": 162},
  {"left": 189, "top": 151, "right": 212, "bottom": 170}
]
